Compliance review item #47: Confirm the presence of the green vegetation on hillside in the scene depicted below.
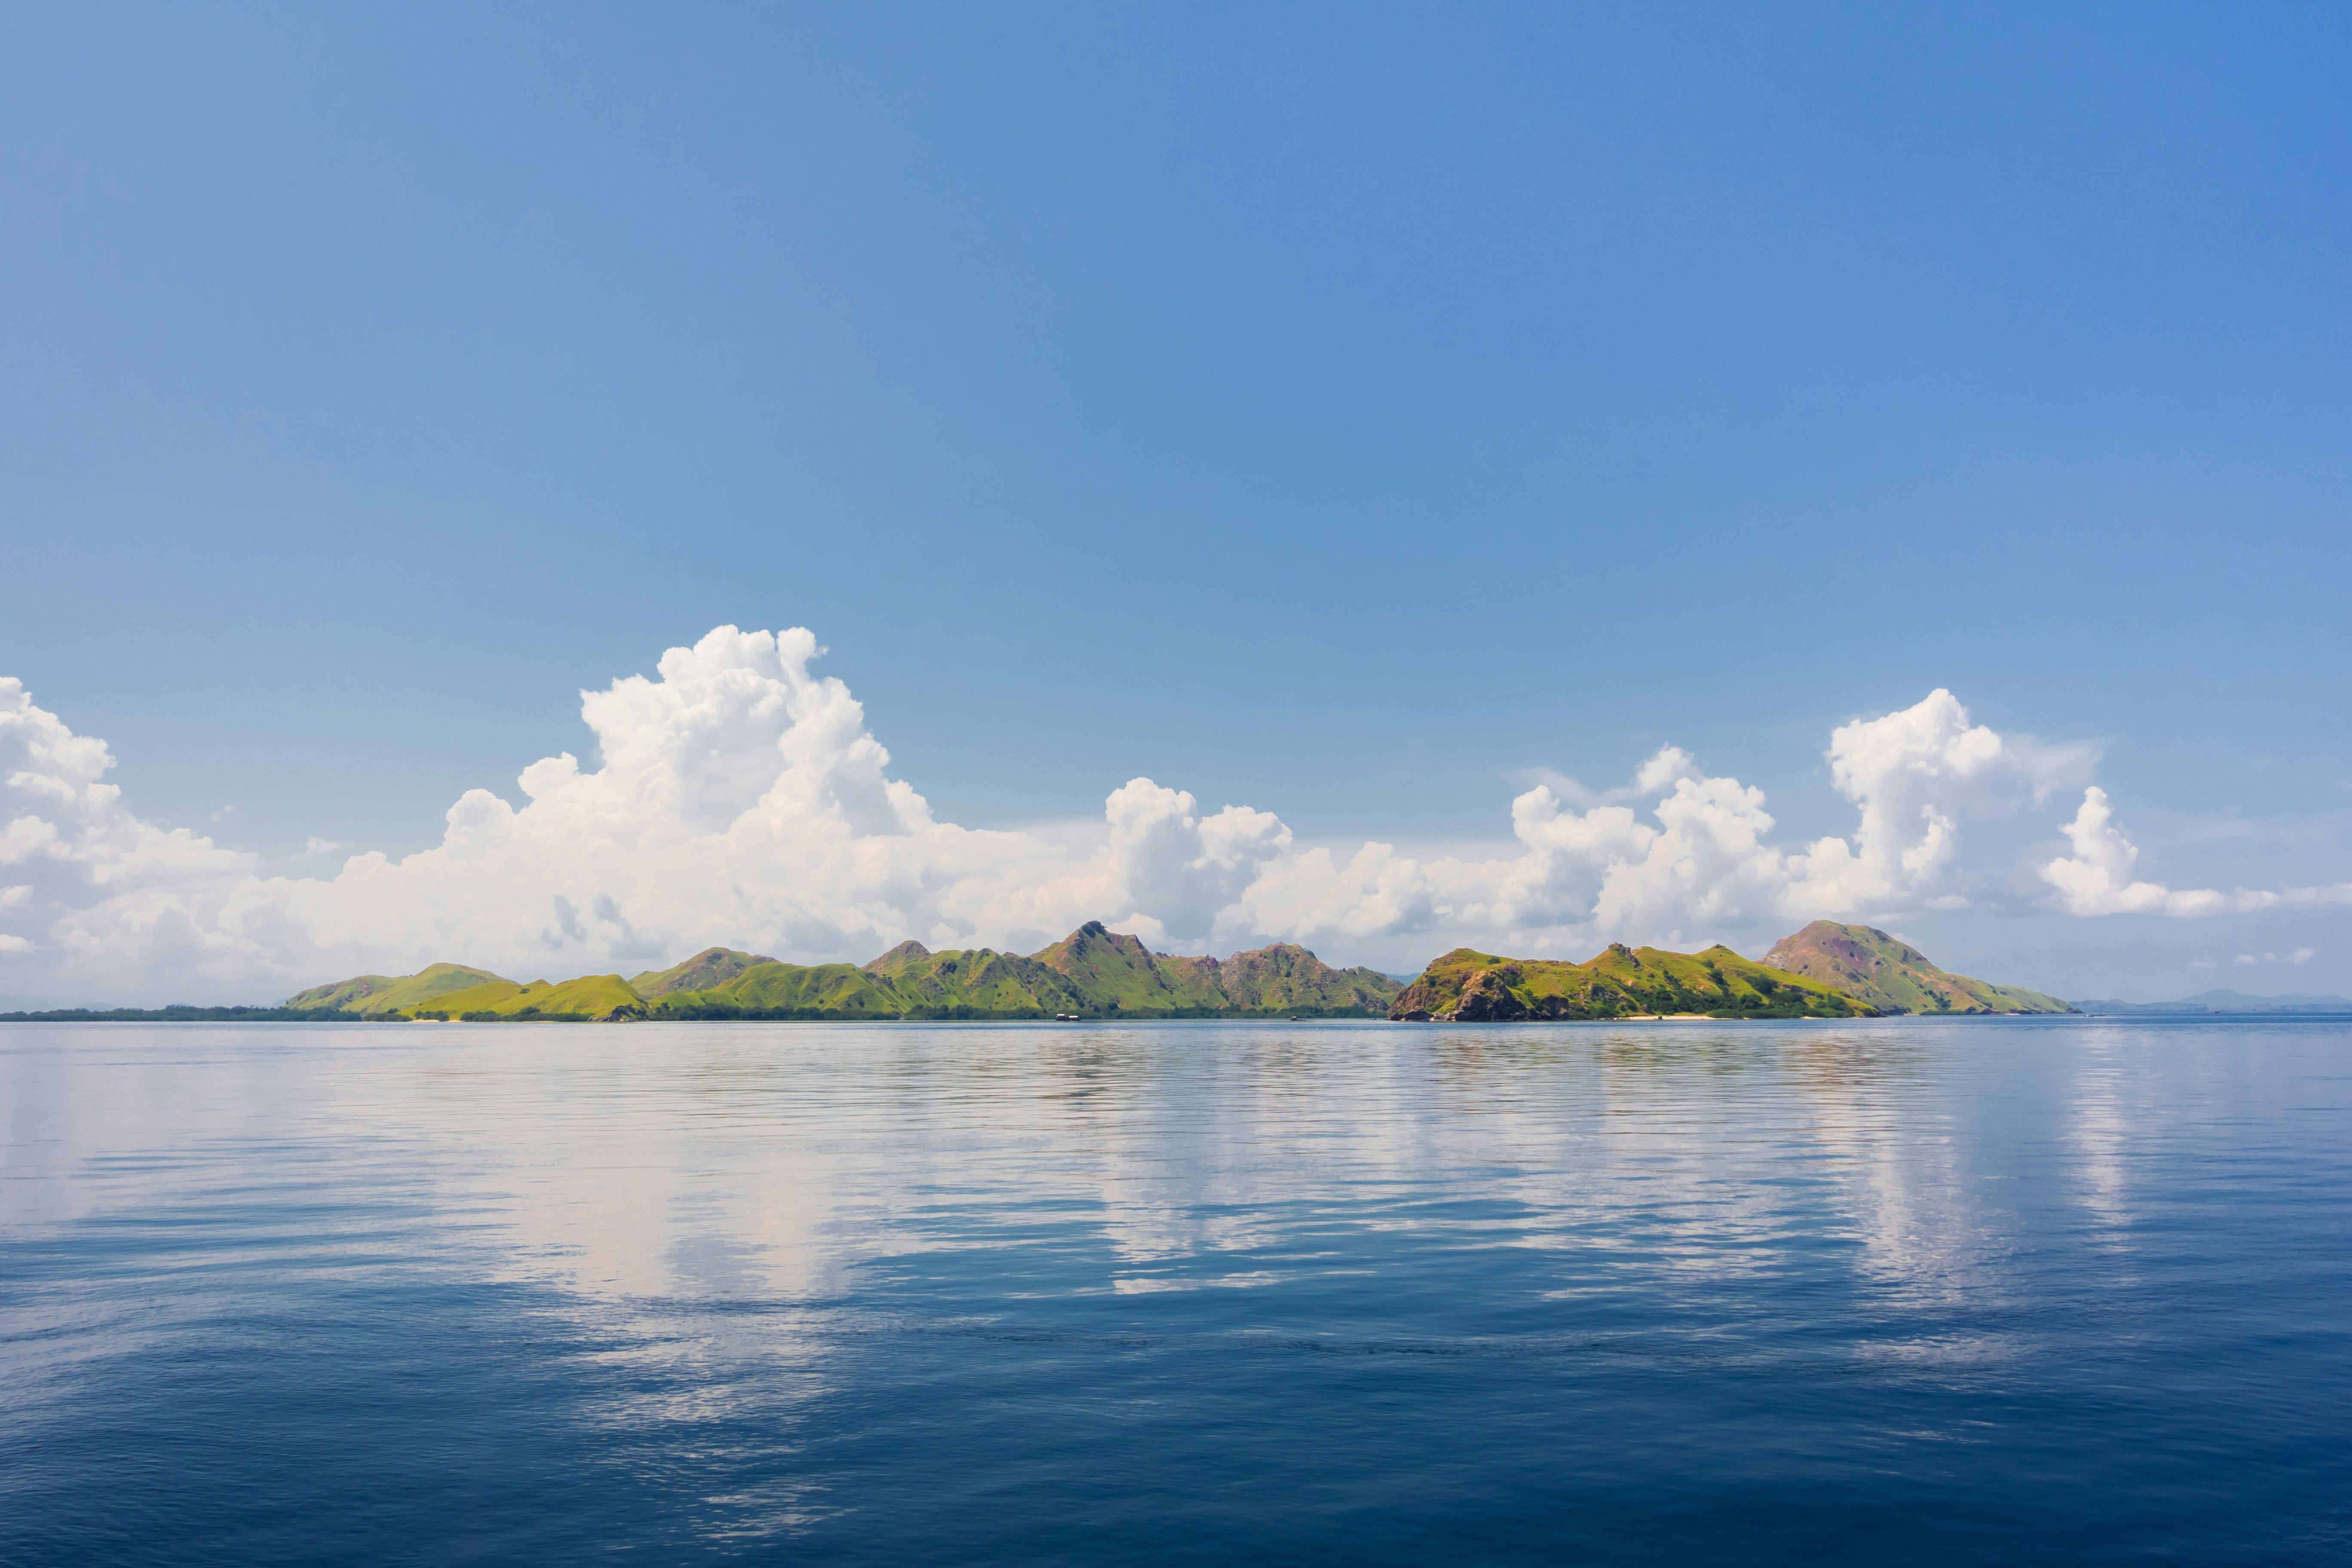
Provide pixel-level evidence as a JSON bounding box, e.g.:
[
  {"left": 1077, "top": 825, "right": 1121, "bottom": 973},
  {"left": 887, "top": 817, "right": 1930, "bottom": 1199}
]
[
  {"left": 284, "top": 962, "right": 509, "bottom": 1015},
  {"left": 1391, "top": 943, "right": 1875, "bottom": 1021},
  {"left": 1209, "top": 941, "right": 1401, "bottom": 1015},
  {"left": 853, "top": 941, "right": 1088, "bottom": 1018},
  {"left": 658, "top": 924, "right": 1399, "bottom": 1019},
  {"left": 415, "top": 974, "right": 646, "bottom": 1022},
  {"left": 1761, "top": 922, "right": 2074, "bottom": 1014},
  {"left": 1029, "top": 923, "right": 1225, "bottom": 1012},
  {"left": 660, "top": 960, "right": 905, "bottom": 1018},
  {"left": 628, "top": 947, "right": 776, "bottom": 998},
  {"left": 417, "top": 977, "right": 533, "bottom": 1015}
]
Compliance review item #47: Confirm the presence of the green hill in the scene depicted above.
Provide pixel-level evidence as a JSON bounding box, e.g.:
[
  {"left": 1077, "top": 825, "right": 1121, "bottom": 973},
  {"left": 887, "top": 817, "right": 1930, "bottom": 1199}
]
[
  {"left": 1391, "top": 943, "right": 1875, "bottom": 1021},
  {"left": 663, "top": 960, "right": 904, "bottom": 1017},
  {"left": 1762, "top": 922, "right": 2073, "bottom": 1014},
  {"left": 629, "top": 946, "right": 776, "bottom": 998},
  {"left": 1028, "top": 922, "right": 1235, "bottom": 1013},
  {"left": 284, "top": 962, "right": 510, "bottom": 1014},
  {"left": 417, "top": 977, "right": 535, "bottom": 1015},
  {"left": 283, "top": 967, "right": 646, "bottom": 1022},
  {"left": 1204, "top": 941, "right": 1400, "bottom": 1014},
  {"left": 516, "top": 975, "right": 643, "bottom": 1020},
  {"left": 413, "top": 974, "right": 645, "bottom": 1021},
  {"left": 889, "top": 924, "right": 1397, "bottom": 1017},
  {"left": 653, "top": 924, "right": 1401, "bottom": 1019},
  {"left": 856, "top": 941, "right": 1089, "bottom": 1017},
  {"left": 282, "top": 925, "right": 1406, "bottom": 1023},
  {"left": 655, "top": 947, "right": 1060, "bottom": 1020}
]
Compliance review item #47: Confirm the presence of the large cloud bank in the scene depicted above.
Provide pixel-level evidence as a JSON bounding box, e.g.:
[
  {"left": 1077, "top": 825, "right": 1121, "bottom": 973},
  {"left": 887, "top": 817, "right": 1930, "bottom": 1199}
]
[{"left": 3, "top": 626, "right": 2341, "bottom": 1001}]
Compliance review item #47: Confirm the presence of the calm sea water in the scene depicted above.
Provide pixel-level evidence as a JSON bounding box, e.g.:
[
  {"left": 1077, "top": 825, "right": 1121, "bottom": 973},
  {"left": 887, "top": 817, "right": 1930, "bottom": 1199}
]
[{"left": 3, "top": 1017, "right": 2346, "bottom": 1565}]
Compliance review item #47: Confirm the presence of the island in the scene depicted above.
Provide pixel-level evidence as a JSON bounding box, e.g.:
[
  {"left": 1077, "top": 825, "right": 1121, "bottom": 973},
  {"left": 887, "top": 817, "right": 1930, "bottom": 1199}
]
[
  {"left": 278, "top": 922, "right": 1405, "bottom": 1022},
  {"left": 1388, "top": 941, "right": 1874, "bottom": 1021},
  {"left": 6, "top": 919, "right": 2075, "bottom": 1025}
]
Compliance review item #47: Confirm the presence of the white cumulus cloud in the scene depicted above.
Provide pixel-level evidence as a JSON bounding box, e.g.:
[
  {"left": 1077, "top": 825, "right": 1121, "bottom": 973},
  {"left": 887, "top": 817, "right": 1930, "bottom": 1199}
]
[
  {"left": 1411, "top": 689, "right": 2088, "bottom": 948},
  {"left": 1, "top": 630, "right": 2341, "bottom": 1003},
  {"left": 1, "top": 675, "right": 260, "bottom": 985},
  {"left": 2040, "top": 787, "right": 2352, "bottom": 917},
  {"left": 0, "top": 631, "right": 1326, "bottom": 998}
]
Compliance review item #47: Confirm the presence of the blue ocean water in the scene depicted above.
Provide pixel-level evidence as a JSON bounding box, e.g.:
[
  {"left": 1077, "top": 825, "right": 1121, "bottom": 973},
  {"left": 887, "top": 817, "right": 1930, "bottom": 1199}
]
[{"left": 2, "top": 1017, "right": 2346, "bottom": 1565}]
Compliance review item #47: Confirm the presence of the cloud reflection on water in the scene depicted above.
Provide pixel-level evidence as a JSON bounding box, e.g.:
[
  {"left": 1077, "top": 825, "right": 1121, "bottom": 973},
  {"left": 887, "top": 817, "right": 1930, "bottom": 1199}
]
[{"left": 2, "top": 1018, "right": 2147, "bottom": 1357}]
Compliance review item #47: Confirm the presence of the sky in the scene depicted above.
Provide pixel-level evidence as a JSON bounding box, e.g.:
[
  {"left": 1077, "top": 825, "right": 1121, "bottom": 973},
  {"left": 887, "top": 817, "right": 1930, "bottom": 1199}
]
[{"left": 3, "top": 3, "right": 2349, "bottom": 1004}]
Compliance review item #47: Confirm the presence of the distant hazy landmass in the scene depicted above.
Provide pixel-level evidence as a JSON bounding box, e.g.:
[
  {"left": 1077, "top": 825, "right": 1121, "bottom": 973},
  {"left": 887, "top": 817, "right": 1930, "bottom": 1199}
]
[
  {"left": 2073, "top": 989, "right": 2352, "bottom": 1015},
  {"left": 1761, "top": 922, "right": 2075, "bottom": 1015}
]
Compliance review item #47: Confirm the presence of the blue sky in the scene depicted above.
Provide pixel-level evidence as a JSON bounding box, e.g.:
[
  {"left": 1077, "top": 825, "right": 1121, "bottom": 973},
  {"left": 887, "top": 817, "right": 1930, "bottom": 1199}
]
[{"left": 3, "top": 3, "right": 2348, "bottom": 1001}]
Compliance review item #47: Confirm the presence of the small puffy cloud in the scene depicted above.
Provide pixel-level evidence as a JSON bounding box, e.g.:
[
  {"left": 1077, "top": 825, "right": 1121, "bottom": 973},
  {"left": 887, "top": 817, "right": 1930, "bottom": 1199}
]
[
  {"left": 2041, "top": 788, "right": 2352, "bottom": 918},
  {"left": 1632, "top": 746, "right": 1705, "bottom": 796},
  {"left": 1511, "top": 766, "right": 1601, "bottom": 808},
  {"left": 302, "top": 837, "right": 342, "bottom": 856},
  {"left": 2293, "top": 947, "right": 2317, "bottom": 964}
]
